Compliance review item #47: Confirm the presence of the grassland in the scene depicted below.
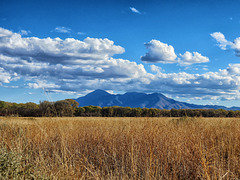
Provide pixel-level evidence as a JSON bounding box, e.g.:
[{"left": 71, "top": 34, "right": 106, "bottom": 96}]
[{"left": 0, "top": 117, "right": 240, "bottom": 179}]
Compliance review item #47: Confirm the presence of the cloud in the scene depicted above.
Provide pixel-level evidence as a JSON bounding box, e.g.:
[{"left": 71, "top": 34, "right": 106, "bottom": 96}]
[
  {"left": 0, "top": 27, "right": 13, "bottom": 37},
  {"left": 0, "top": 66, "right": 19, "bottom": 85},
  {"left": 210, "top": 32, "right": 231, "bottom": 50},
  {"left": 54, "top": 26, "right": 72, "bottom": 33},
  {"left": 28, "top": 80, "right": 60, "bottom": 89},
  {"left": 141, "top": 63, "right": 240, "bottom": 100},
  {"left": 211, "top": 32, "right": 240, "bottom": 56},
  {"left": 1, "top": 27, "right": 240, "bottom": 101},
  {"left": 0, "top": 67, "right": 11, "bottom": 84},
  {"left": 0, "top": 27, "right": 146, "bottom": 93},
  {"left": 0, "top": 29, "right": 125, "bottom": 65},
  {"left": 179, "top": 51, "right": 209, "bottom": 65},
  {"left": 19, "top": 30, "right": 31, "bottom": 36},
  {"left": 141, "top": 40, "right": 177, "bottom": 63},
  {"left": 232, "top": 37, "right": 240, "bottom": 56},
  {"left": 129, "top": 7, "right": 141, "bottom": 14},
  {"left": 141, "top": 40, "right": 209, "bottom": 65},
  {"left": 150, "top": 65, "right": 162, "bottom": 73}
]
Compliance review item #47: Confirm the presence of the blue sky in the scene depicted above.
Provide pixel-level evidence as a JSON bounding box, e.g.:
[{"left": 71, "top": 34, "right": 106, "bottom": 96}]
[{"left": 1, "top": 0, "right": 240, "bottom": 107}]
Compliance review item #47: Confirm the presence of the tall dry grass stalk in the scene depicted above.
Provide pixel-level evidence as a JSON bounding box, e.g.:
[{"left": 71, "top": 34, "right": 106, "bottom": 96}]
[{"left": 0, "top": 116, "right": 240, "bottom": 179}]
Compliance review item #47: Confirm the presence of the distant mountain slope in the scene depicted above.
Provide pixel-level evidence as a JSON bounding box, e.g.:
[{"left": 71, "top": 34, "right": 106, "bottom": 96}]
[{"left": 75, "top": 89, "right": 240, "bottom": 110}]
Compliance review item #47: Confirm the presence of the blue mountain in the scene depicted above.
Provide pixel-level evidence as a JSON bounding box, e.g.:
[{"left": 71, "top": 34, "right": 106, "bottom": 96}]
[{"left": 75, "top": 89, "right": 240, "bottom": 110}]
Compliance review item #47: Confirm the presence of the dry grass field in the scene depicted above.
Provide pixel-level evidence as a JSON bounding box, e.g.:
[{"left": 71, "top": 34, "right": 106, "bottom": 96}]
[{"left": 0, "top": 116, "right": 240, "bottom": 179}]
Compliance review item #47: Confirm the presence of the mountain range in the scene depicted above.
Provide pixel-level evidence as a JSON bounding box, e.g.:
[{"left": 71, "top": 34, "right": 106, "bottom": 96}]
[{"left": 75, "top": 89, "right": 240, "bottom": 110}]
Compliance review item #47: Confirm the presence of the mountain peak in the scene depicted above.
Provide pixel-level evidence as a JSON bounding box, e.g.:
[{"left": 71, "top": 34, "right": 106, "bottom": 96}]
[{"left": 88, "top": 89, "right": 110, "bottom": 96}]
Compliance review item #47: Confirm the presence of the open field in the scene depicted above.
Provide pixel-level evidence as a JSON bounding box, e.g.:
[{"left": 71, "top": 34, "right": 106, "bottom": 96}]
[{"left": 1, "top": 117, "right": 240, "bottom": 179}]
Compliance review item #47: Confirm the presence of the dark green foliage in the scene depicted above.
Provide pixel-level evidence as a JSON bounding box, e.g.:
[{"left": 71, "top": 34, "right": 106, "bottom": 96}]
[
  {"left": 54, "top": 99, "right": 79, "bottom": 117},
  {"left": 101, "top": 107, "right": 114, "bottom": 117},
  {"left": 74, "top": 107, "right": 240, "bottom": 118},
  {"left": 0, "top": 99, "right": 240, "bottom": 117},
  {"left": 0, "top": 101, "right": 6, "bottom": 110},
  {"left": 40, "top": 99, "right": 79, "bottom": 117},
  {"left": 0, "top": 99, "right": 79, "bottom": 117},
  {"left": 39, "top": 101, "right": 56, "bottom": 117}
]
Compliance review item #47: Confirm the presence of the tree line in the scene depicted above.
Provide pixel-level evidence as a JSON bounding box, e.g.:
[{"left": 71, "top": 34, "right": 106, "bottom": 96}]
[
  {"left": 1, "top": 99, "right": 240, "bottom": 117},
  {"left": 0, "top": 99, "right": 78, "bottom": 117}
]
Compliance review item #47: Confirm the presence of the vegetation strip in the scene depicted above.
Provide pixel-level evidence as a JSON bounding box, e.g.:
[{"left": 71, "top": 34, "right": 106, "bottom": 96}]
[{"left": 1, "top": 100, "right": 240, "bottom": 117}]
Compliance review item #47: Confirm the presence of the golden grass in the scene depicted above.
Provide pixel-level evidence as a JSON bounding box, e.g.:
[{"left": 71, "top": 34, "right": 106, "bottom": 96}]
[{"left": 0, "top": 116, "right": 240, "bottom": 179}]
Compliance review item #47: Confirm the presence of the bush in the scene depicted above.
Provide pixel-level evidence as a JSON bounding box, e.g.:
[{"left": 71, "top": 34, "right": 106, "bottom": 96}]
[{"left": 0, "top": 144, "right": 35, "bottom": 179}]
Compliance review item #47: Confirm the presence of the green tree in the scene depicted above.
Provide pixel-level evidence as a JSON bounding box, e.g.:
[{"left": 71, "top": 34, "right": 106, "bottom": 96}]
[
  {"left": 101, "top": 107, "right": 114, "bottom": 117},
  {"left": 39, "top": 101, "right": 56, "bottom": 117},
  {"left": 75, "top": 107, "right": 86, "bottom": 116},
  {"left": 170, "top": 109, "right": 179, "bottom": 117},
  {"left": 54, "top": 100, "right": 77, "bottom": 117},
  {"left": 0, "top": 101, "right": 7, "bottom": 115}
]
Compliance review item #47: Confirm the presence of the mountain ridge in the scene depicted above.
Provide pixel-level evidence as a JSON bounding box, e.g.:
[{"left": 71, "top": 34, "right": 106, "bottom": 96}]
[{"left": 75, "top": 89, "right": 240, "bottom": 110}]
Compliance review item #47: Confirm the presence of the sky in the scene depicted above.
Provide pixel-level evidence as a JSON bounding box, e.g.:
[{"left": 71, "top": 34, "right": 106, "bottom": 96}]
[{"left": 1, "top": 0, "right": 240, "bottom": 107}]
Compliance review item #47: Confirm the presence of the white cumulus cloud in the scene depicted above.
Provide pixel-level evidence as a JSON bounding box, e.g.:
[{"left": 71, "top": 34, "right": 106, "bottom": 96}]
[
  {"left": 141, "top": 40, "right": 177, "bottom": 63},
  {"left": 0, "top": 27, "right": 13, "bottom": 37},
  {"left": 211, "top": 32, "right": 240, "bottom": 57},
  {"left": 232, "top": 37, "right": 240, "bottom": 56},
  {"left": 0, "top": 29, "right": 125, "bottom": 65},
  {"left": 141, "top": 39, "right": 209, "bottom": 66},
  {"left": 179, "top": 51, "right": 209, "bottom": 65},
  {"left": 0, "top": 27, "right": 147, "bottom": 94},
  {"left": 0, "top": 67, "right": 11, "bottom": 84},
  {"left": 210, "top": 32, "right": 231, "bottom": 50},
  {"left": 142, "top": 63, "right": 240, "bottom": 100}
]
